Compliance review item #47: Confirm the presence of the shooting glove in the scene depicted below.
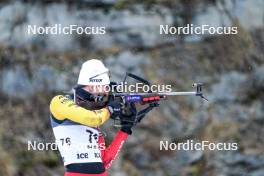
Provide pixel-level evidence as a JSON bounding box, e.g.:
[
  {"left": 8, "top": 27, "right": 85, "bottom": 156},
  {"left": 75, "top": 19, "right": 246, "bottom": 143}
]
[
  {"left": 107, "top": 100, "right": 122, "bottom": 119},
  {"left": 120, "top": 102, "right": 137, "bottom": 135}
]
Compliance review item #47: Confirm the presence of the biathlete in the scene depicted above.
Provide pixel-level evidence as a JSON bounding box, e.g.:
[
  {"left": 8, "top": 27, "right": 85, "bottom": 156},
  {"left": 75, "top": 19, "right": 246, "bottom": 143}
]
[{"left": 50, "top": 59, "right": 154, "bottom": 176}]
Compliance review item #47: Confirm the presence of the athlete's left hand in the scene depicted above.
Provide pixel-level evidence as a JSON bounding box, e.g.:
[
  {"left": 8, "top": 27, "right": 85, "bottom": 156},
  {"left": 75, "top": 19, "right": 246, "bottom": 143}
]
[
  {"left": 120, "top": 102, "right": 137, "bottom": 135},
  {"left": 108, "top": 100, "right": 122, "bottom": 119}
]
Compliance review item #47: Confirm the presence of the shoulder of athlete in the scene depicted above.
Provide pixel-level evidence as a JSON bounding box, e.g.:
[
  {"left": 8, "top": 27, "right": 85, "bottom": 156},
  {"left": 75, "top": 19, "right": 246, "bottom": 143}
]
[
  {"left": 49, "top": 95, "right": 75, "bottom": 119},
  {"left": 49, "top": 95, "right": 111, "bottom": 126}
]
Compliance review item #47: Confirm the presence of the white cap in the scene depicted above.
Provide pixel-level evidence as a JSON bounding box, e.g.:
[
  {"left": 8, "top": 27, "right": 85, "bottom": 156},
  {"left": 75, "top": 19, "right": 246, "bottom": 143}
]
[{"left": 77, "top": 59, "right": 110, "bottom": 85}]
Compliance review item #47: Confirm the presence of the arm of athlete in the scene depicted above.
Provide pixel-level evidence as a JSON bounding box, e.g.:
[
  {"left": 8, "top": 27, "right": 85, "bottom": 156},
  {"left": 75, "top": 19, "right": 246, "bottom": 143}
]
[
  {"left": 50, "top": 95, "right": 110, "bottom": 127},
  {"left": 99, "top": 130, "right": 129, "bottom": 169},
  {"left": 98, "top": 102, "right": 138, "bottom": 169}
]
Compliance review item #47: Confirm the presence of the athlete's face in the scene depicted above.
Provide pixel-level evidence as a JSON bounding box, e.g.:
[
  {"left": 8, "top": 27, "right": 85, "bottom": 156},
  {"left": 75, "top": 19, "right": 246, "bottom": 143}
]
[{"left": 76, "top": 85, "right": 110, "bottom": 110}]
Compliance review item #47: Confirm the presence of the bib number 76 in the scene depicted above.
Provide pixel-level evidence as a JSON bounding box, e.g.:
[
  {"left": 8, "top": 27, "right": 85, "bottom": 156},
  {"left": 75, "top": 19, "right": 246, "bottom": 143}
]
[{"left": 60, "top": 137, "right": 71, "bottom": 146}]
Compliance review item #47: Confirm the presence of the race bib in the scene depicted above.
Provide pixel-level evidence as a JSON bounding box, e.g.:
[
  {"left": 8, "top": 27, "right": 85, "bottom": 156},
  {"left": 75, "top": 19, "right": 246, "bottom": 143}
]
[{"left": 52, "top": 125, "right": 102, "bottom": 166}]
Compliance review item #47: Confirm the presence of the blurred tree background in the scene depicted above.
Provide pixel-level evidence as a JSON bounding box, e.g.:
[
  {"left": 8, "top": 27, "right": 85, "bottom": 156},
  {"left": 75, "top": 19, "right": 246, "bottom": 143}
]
[{"left": 0, "top": 0, "right": 263, "bottom": 175}]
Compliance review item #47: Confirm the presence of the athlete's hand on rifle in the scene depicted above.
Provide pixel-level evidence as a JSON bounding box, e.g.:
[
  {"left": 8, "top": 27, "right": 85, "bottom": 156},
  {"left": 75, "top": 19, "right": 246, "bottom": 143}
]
[
  {"left": 108, "top": 100, "right": 122, "bottom": 118},
  {"left": 120, "top": 102, "right": 137, "bottom": 135}
]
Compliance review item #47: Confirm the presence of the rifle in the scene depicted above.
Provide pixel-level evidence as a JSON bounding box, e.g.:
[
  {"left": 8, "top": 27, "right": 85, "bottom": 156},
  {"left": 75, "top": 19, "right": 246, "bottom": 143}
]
[{"left": 109, "top": 73, "right": 208, "bottom": 126}]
